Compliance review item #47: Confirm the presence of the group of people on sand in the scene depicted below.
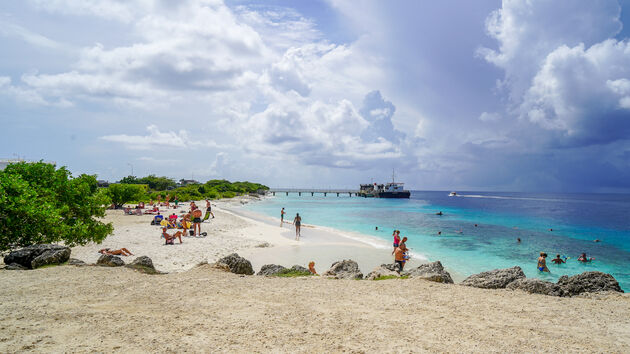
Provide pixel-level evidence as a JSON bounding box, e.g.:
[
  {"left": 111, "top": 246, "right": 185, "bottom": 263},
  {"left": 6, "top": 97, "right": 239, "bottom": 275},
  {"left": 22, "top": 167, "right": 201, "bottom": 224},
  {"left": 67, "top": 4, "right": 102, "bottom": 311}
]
[
  {"left": 157, "top": 200, "right": 215, "bottom": 244},
  {"left": 280, "top": 207, "right": 302, "bottom": 240},
  {"left": 537, "top": 252, "right": 595, "bottom": 272},
  {"left": 392, "top": 230, "right": 410, "bottom": 272}
]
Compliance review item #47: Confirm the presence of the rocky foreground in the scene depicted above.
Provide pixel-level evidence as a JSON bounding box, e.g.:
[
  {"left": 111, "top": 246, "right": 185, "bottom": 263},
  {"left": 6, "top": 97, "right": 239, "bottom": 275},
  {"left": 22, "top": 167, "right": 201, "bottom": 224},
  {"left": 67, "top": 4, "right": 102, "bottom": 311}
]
[{"left": 1, "top": 261, "right": 629, "bottom": 353}]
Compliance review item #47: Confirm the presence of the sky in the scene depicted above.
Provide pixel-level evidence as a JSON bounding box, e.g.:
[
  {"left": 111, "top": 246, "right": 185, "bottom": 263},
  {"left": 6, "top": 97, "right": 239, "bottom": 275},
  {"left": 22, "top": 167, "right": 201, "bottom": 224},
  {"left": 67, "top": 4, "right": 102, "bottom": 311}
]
[{"left": 1, "top": 0, "right": 630, "bottom": 192}]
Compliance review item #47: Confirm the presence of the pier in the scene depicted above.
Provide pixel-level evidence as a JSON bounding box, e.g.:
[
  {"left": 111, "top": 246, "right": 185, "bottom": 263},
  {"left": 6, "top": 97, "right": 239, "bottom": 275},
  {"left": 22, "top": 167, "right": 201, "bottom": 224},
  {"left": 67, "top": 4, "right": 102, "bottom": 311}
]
[{"left": 268, "top": 188, "right": 359, "bottom": 197}]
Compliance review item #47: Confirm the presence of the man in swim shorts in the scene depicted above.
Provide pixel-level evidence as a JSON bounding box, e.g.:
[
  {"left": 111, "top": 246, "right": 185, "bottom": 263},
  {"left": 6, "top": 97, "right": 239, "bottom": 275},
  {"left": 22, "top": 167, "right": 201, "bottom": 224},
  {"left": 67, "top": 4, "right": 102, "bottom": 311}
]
[
  {"left": 206, "top": 199, "right": 215, "bottom": 219},
  {"left": 192, "top": 207, "right": 202, "bottom": 237},
  {"left": 394, "top": 246, "right": 405, "bottom": 272},
  {"left": 537, "top": 252, "right": 550, "bottom": 272},
  {"left": 551, "top": 254, "right": 565, "bottom": 265}
]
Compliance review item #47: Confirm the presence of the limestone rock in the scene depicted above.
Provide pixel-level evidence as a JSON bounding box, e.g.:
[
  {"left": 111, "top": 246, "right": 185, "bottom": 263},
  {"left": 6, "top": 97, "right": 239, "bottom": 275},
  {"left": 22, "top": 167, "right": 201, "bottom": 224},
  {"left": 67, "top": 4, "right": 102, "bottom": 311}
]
[
  {"left": 255, "top": 242, "right": 271, "bottom": 248},
  {"left": 31, "top": 248, "right": 72, "bottom": 269},
  {"left": 67, "top": 258, "right": 87, "bottom": 266},
  {"left": 97, "top": 254, "right": 125, "bottom": 267},
  {"left": 4, "top": 244, "right": 71, "bottom": 269},
  {"left": 257, "top": 264, "right": 287, "bottom": 276},
  {"left": 5, "top": 263, "right": 28, "bottom": 270},
  {"left": 366, "top": 264, "right": 400, "bottom": 280},
  {"left": 506, "top": 278, "right": 567, "bottom": 297},
  {"left": 461, "top": 266, "right": 526, "bottom": 289},
  {"left": 557, "top": 272, "right": 623, "bottom": 296},
  {"left": 125, "top": 256, "right": 159, "bottom": 274},
  {"left": 322, "top": 259, "right": 363, "bottom": 279},
  {"left": 216, "top": 253, "right": 254, "bottom": 275},
  {"left": 404, "top": 261, "right": 454, "bottom": 284},
  {"left": 290, "top": 265, "right": 309, "bottom": 273}
]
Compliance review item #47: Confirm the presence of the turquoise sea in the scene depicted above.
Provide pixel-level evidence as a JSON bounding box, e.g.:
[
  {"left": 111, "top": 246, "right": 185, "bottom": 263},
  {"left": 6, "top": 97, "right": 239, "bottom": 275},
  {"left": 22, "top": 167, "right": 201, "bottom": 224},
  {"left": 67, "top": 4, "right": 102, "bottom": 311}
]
[{"left": 243, "top": 191, "right": 630, "bottom": 290}]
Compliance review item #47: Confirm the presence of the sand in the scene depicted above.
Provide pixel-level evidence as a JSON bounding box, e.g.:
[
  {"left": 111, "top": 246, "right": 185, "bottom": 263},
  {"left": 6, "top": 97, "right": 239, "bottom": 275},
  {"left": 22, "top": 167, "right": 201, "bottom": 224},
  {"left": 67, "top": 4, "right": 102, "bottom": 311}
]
[
  {"left": 1, "top": 266, "right": 629, "bottom": 353},
  {"left": 1, "top": 199, "right": 629, "bottom": 353}
]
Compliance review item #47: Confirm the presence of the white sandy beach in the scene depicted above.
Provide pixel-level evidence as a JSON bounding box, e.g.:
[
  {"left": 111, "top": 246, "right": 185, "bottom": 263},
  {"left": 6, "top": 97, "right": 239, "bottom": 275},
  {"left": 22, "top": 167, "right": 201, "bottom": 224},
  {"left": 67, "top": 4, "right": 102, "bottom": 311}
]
[
  {"left": 1, "top": 198, "right": 629, "bottom": 353},
  {"left": 70, "top": 198, "right": 410, "bottom": 275}
]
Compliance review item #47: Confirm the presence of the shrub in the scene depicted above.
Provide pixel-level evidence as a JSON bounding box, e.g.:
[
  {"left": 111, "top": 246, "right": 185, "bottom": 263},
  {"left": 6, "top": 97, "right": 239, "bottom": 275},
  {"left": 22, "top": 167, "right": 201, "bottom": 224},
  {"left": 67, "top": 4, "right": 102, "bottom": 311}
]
[
  {"left": 0, "top": 162, "right": 113, "bottom": 251},
  {"left": 275, "top": 269, "right": 313, "bottom": 277},
  {"left": 104, "top": 183, "right": 147, "bottom": 208}
]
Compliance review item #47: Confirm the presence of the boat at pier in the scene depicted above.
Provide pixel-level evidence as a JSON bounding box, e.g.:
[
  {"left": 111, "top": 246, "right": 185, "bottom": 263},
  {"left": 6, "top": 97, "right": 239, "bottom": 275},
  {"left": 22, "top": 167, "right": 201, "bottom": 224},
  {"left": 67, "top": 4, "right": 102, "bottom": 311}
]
[{"left": 359, "top": 171, "right": 410, "bottom": 199}]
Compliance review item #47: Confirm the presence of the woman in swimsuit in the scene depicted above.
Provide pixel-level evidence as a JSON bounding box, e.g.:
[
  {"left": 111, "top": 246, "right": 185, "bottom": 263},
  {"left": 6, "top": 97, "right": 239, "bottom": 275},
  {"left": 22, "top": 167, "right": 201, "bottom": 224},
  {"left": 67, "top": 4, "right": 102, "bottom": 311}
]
[
  {"left": 99, "top": 248, "right": 133, "bottom": 256},
  {"left": 537, "top": 252, "right": 550, "bottom": 272},
  {"left": 392, "top": 230, "right": 400, "bottom": 255},
  {"left": 293, "top": 213, "right": 302, "bottom": 240}
]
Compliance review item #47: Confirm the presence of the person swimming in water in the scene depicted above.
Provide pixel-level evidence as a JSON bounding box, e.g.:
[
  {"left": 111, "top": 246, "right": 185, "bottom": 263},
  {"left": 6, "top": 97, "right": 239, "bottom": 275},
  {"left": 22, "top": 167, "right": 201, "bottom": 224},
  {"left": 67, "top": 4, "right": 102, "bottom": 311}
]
[
  {"left": 551, "top": 254, "right": 565, "bottom": 265},
  {"left": 577, "top": 253, "right": 593, "bottom": 262},
  {"left": 537, "top": 252, "right": 550, "bottom": 272}
]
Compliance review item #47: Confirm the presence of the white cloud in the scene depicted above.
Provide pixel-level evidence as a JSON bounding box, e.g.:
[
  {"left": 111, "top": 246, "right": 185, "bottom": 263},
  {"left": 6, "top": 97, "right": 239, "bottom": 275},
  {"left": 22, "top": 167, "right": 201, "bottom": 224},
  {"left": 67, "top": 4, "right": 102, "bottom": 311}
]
[
  {"left": 100, "top": 125, "right": 192, "bottom": 150},
  {"left": 479, "top": 0, "right": 622, "bottom": 102},
  {"left": 519, "top": 40, "right": 630, "bottom": 145},
  {"left": 479, "top": 111, "right": 501, "bottom": 122}
]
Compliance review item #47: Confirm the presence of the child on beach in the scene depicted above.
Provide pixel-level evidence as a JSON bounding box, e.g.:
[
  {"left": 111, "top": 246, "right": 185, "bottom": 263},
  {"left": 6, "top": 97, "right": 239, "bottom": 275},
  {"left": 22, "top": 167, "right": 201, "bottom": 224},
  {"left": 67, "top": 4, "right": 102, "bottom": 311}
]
[{"left": 308, "top": 261, "right": 317, "bottom": 275}]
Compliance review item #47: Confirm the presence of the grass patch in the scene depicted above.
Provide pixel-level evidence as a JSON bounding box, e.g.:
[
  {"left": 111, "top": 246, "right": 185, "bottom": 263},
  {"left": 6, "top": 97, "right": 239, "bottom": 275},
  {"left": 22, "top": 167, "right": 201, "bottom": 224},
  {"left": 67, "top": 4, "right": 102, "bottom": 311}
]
[
  {"left": 373, "top": 275, "right": 409, "bottom": 281},
  {"left": 274, "top": 269, "right": 313, "bottom": 277}
]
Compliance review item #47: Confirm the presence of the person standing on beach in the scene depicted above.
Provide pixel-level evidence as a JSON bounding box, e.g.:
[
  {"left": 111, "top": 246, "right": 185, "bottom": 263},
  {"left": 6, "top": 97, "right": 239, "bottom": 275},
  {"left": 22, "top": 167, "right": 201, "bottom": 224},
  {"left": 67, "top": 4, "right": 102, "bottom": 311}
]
[
  {"left": 192, "top": 206, "right": 202, "bottom": 237},
  {"left": 394, "top": 246, "right": 405, "bottom": 272},
  {"left": 392, "top": 230, "right": 400, "bottom": 255},
  {"left": 293, "top": 213, "right": 302, "bottom": 240},
  {"left": 205, "top": 199, "right": 215, "bottom": 219},
  {"left": 537, "top": 252, "right": 550, "bottom": 272},
  {"left": 280, "top": 208, "right": 286, "bottom": 227}
]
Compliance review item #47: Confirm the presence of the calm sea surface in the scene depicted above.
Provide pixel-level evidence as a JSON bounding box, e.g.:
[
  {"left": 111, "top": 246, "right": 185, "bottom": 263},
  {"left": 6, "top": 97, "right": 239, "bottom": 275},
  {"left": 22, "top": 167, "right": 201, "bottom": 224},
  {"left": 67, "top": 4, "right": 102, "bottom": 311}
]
[{"left": 242, "top": 191, "right": 630, "bottom": 290}]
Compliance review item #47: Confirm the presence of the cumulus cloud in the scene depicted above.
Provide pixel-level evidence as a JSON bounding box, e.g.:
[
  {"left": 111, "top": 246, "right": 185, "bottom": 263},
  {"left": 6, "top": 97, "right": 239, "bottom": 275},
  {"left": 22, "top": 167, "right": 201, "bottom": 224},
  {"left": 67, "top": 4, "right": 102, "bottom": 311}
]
[
  {"left": 481, "top": 0, "right": 630, "bottom": 147},
  {"left": 100, "top": 125, "right": 192, "bottom": 150}
]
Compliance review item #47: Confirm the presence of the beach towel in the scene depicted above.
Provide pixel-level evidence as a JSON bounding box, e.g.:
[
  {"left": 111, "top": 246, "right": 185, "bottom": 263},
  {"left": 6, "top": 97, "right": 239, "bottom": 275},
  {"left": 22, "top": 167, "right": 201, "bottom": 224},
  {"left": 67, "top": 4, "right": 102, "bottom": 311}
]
[{"left": 203, "top": 211, "right": 211, "bottom": 221}]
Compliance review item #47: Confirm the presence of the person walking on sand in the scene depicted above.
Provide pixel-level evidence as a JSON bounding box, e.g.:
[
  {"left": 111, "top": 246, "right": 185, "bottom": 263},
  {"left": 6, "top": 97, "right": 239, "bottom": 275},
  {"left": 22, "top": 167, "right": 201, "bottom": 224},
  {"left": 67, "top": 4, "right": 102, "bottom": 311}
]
[
  {"left": 293, "top": 213, "right": 302, "bottom": 240},
  {"left": 392, "top": 230, "right": 401, "bottom": 255},
  {"left": 206, "top": 199, "right": 215, "bottom": 219},
  {"left": 280, "top": 207, "right": 286, "bottom": 227},
  {"left": 537, "top": 252, "right": 550, "bottom": 272}
]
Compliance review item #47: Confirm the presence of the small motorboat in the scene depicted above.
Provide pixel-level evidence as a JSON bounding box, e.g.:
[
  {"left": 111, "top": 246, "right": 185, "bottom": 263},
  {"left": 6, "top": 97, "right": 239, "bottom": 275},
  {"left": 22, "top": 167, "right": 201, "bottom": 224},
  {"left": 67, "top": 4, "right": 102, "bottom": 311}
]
[{"left": 449, "top": 191, "right": 457, "bottom": 197}]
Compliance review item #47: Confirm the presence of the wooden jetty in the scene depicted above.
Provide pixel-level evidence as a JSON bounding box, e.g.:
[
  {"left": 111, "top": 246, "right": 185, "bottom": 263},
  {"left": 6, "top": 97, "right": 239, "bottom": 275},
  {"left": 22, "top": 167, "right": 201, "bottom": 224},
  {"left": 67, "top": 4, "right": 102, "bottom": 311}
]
[{"left": 267, "top": 188, "right": 359, "bottom": 197}]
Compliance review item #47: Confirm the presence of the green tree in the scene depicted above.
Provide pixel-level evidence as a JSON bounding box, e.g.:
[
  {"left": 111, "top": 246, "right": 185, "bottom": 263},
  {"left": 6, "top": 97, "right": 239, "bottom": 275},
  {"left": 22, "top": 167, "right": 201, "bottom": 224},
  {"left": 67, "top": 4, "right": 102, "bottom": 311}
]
[
  {"left": 119, "top": 174, "right": 175, "bottom": 190},
  {"left": 104, "top": 183, "right": 147, "bottom": 208},
  {"left": 0, "top": 162, "right": 113, "bottom": 251}
]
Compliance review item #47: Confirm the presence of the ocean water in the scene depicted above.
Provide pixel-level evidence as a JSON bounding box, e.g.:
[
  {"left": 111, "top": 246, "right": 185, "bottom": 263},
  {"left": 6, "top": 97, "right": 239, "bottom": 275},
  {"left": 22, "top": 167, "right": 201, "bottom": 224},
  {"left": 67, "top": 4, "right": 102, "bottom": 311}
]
[{"left": 242, "top": 191, "right": 630, "bottom": 291}]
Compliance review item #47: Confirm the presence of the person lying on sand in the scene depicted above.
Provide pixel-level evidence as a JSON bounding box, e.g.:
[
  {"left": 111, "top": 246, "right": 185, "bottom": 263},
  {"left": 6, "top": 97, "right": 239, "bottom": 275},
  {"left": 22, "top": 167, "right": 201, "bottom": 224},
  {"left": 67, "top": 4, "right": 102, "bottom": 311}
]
[
  {"left": 162, "top": 227, "right": 183, "bottom": 244},
  {"left": 308, "top": 261, "right": 317, "bottom": 275},
  {"left": 99, "top": 248, "right": 133, "bottom": 256}
]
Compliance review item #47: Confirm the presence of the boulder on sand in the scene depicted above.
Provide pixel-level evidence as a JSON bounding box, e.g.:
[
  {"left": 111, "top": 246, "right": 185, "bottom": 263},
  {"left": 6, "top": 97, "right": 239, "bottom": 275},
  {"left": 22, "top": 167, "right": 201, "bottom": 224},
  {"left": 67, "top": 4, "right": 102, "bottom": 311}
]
[
  {"left": 506, "top": 278, "right": 567, "bottom": 297},
  {"left": 289, "top": 265, "right": 309, "bottom": 273},
  {"left": 97, "top": 254, "right": 125, "bottom": 267},
  {"left": 257, "top": 264, "right": 287, "bottom": 276},
  {"left": 125, "top": 256, "right": 159, "bottom": 274},
  {"left": 5, "top": 263, "right": 28, "bottom": 270},
  {"left": 216, "top": 253, "right": 254, "bottom": 275},
  {"left": 4, "top": 244, "right": 71, "bottom": 269},
  {"left": 365, "top": 264, "right": 400, "bottom": 280},
  {"left": 67, "top": 258, "right": 87, "bottom": 266},
  {"left": 404, "top": 261, "right": 454, "bottom": 284},
  {"left": 557, "top": 271, "right": 623, "bottom": 296},
  {"left": 322, "top": 259, "right": 363, "bottom": 279},
  {"left": 461, "top": 266, "right": 525, "bottom": 289}
]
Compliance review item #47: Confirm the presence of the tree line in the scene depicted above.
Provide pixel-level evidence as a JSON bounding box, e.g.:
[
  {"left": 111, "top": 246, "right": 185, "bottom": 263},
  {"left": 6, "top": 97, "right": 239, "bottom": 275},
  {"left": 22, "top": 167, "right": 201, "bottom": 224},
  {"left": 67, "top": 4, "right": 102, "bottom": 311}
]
[{"left": 0, "top": 162, "right": 268, "bottom": 251}]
